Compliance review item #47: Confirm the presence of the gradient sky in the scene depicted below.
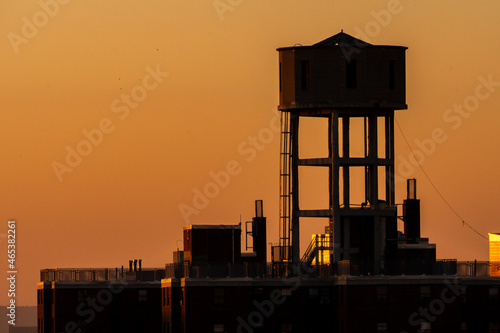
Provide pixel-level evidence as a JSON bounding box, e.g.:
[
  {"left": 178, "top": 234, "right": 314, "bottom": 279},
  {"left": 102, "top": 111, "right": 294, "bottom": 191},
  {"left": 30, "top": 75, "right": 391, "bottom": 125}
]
[{"left": 1, "top": 0, "right": 500, "bottom": 306}]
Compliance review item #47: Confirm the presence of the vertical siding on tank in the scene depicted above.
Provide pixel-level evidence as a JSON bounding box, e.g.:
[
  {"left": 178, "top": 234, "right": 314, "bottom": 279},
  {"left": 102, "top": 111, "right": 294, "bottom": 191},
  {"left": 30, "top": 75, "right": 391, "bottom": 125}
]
[{"left": 279, "top": 50, "right": 295, "bottom": 108}]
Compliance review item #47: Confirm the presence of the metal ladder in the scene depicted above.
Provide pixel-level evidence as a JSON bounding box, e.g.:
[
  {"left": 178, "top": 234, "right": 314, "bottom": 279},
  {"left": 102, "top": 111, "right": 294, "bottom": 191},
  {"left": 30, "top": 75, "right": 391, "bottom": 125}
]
[{"left": 279, "top": 111, "right": 292, "bottom": 262}]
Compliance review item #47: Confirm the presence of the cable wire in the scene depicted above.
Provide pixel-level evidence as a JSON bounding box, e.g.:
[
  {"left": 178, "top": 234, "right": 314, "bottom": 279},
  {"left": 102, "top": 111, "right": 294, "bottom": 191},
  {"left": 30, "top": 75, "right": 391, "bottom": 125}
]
[{"left": 395, "top": 119, "right": 488, "bottom": 241}]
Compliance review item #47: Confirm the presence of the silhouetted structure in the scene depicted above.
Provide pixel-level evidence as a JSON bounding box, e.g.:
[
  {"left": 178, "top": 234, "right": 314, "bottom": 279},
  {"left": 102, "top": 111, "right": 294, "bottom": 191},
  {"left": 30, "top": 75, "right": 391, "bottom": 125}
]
[
  {"left": 37, "top": 266, "right": 164, "bottom": 333},
  {"left": 38, "top": 32, "right": 500, "bottom": 333},
  {"left": 276, "top": 31, "right": 437, "bottom": 274},
  {"left": 183, "top": 224, "right": 242, "bottom": 265},
  {"left": 161, "top": 275, "right": 500, "bottom": 332}
]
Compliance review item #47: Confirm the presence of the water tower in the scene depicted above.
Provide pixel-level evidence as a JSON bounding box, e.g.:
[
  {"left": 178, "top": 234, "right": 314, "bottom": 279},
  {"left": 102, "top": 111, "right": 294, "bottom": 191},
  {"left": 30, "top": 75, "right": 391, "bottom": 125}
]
[{"left": 277, "top": 31, "right": 407, "bottom": 273}]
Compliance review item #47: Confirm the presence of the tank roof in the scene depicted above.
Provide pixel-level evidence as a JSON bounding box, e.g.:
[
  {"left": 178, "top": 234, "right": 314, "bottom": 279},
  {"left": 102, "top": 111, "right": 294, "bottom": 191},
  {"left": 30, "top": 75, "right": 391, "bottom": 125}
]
[
  {"left": 313, "top": 31, "right": 372, "bottom": 47},
  {"left": 277, "top": 30, "right": 407, "bottom": 51}
]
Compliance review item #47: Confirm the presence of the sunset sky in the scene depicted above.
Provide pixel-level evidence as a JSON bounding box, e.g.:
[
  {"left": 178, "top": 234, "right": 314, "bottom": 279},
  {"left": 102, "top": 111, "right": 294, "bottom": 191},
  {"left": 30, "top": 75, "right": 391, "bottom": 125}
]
[{"left": 1, "top": 0, "right": 500, "bottom": 306}]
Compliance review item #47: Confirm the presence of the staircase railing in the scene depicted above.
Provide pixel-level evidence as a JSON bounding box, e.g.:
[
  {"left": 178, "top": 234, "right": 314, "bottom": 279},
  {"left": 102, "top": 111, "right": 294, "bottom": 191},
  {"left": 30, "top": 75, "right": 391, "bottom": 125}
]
[
  {"left": 301, "top": 235, "right": 318, "bottom": 264},
  {"left": 301, "top": 234, "right": 332, "bottom": 265}
]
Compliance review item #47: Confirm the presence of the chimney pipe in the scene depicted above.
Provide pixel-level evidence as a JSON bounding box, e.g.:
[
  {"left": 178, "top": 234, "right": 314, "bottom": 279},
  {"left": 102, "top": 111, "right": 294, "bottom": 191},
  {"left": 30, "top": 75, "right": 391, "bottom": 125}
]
[
  {"left": 253, "top": 200, "right": 267, "bottom": 264},
  {"left": 255, "top": 200, "right": 263, "bottom": 218},
  {"left": 403, "top": 179, "right": 421, "bottom": 242},
  {"left": 407, "top": 178, "right": 417, "bottom": 200}
]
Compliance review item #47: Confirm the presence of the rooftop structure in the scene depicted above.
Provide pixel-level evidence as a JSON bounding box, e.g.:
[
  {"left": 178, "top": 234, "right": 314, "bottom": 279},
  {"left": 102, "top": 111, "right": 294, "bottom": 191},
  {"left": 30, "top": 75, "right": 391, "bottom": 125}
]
[
  {"left": 276, "top": 32, "right": 436, "bottom": 275},
  {"left": 37, "top": 32, "right": 500, "bottom": 333}
]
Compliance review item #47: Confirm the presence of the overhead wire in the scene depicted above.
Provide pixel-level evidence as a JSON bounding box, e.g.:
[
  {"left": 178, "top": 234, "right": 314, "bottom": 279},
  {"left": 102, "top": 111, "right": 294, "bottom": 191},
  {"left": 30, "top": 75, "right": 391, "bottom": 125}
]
[{"left": 395, "top": 119, "right": 488, "bottom": 241}]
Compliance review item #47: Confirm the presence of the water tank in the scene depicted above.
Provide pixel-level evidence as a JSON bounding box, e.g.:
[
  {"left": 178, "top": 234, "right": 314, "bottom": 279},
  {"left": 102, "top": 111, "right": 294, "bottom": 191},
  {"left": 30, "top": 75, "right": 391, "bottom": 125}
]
[{"left": 277, "top": 31, "right": 407, "bottom": 111}]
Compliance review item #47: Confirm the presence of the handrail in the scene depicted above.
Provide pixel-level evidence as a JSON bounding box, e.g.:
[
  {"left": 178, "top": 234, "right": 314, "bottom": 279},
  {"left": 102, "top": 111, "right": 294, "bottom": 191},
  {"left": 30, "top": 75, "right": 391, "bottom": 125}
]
[
  {"left": 301, "top": 234, "right": 332, "bottom": 265},
  {"left": 40, "top": 260, "right": 496, "bottom": 281},
  {"left": 301, "top": 235, "right": 317, "bottom": 264},
  {"left": 39, "top": 267, "right": 165, "bottom": 282}
]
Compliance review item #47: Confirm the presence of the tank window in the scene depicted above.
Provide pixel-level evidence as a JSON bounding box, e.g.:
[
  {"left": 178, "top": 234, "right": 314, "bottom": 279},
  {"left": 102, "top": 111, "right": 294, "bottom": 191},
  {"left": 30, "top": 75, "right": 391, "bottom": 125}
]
[
  {"left": 346, "top": 60, "right": 357, "bottom": 89},
  {"left": 279, "top": 62, "right": 282, "bottom": 92},
  {"left": 213, "top": 287, "right": 225, "bottom": 305},
  {"left": 389, "top": 60, "right": 396, "bottom": 89},
  {"left": 301, "top": 60, "right": 309, "bottom": 90}
]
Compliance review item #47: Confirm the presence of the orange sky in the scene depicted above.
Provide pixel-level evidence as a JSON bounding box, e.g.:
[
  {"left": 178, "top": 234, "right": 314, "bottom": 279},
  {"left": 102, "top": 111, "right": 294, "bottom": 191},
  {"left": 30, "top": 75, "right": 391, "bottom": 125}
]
[{"left": 1, "top": 0, "right": 500, "bottom": 306}]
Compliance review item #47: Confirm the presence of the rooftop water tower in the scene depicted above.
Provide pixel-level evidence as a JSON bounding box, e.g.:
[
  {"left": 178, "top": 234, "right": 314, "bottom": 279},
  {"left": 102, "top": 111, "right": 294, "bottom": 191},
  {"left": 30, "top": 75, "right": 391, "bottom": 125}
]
[{"left": 277, "top": 31, "right": 407, "bottom": 272}]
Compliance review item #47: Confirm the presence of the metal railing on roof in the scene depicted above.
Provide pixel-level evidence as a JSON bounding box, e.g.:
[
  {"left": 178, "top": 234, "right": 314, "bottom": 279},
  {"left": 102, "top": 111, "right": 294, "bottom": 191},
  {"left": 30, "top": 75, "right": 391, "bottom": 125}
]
[
  {"left": 40, "top": 268, "right": 166, "bottom": 282},
  {"left": 41, "top": 260, "right": 498, "bottom": 282},
  {"left": 164, "top": 260, "right": 498, "bottom": 279}
]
